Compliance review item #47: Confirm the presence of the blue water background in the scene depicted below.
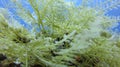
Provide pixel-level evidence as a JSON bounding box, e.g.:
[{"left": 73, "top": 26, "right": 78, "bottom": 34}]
[{"left": 0, "top": 0, "right": 120, "bottom": 33}]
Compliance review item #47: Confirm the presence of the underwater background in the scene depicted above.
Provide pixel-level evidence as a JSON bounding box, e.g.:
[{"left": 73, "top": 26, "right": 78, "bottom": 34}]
[{"left": 0, "top": 0, "right": 120, "bottom": 32}]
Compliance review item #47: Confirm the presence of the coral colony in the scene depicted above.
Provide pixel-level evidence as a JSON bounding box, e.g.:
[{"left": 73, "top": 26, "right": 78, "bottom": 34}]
[{"left": 0, "top": 0, "right": 120, "bottom": 67}]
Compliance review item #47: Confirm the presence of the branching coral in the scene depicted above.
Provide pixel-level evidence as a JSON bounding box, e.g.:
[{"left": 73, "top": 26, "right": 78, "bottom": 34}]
[{"left": 0, "top": 0, "right": 120, "bottom": 67}]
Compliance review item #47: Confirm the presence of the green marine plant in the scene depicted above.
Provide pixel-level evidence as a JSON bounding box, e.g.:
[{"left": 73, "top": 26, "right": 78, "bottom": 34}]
[{"left": 0, "top": 0, "right": 120, "bottom": 67}]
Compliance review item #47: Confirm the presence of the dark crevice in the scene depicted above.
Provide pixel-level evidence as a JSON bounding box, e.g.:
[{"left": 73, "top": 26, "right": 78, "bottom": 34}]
[
  {"left": 0, "top": 54, "right": 7, "bottom": 62},
  {"left": 13, "top": 36, "right": 30, "bottom": 43}
]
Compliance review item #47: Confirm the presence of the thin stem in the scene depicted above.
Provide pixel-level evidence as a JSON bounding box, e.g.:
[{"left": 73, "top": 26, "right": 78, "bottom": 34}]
[{"left": 25, "top": 46, "right": 28, "bottom": 67}]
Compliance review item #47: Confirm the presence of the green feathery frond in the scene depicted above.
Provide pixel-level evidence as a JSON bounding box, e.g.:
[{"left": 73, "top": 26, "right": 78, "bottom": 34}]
[{"left": 0, "top": 0, "right": 120, "bottom": 67}]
